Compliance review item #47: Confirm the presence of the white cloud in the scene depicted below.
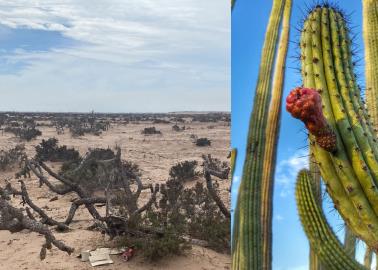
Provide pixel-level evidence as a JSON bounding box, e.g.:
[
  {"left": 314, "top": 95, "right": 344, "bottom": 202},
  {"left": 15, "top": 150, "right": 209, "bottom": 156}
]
[
  {"left": 275, "top": 149, "right": 309, "bottom": 198},
  {"left": 275, "top": 214, "right": 284, "bottom": 221},
  {"left": 0, "top": 0, "right": 230, "bottom": 112}
]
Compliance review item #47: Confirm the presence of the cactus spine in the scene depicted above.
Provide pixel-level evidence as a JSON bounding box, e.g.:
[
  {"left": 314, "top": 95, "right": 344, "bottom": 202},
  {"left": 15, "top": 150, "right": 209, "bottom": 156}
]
[
  {"left": 261, "top": 0, "right": 292, "bottom": 268},
  {"left": 232, "top": 0, "right": 285, "bottom": 269},
  {"left": 363, "top": 0, "right": 378, "bottom": 127},
  {"left": 287, "top": 5, "right": 378, "bottom": 250},
  {"left": 295, "top": 169, "right": 366, "bottom": 270}
]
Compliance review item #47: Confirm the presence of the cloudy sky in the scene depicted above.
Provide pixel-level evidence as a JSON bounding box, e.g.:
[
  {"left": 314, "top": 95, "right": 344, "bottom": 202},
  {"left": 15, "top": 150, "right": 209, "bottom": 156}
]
[{"left": 0, "top": 0, "right": 230, "bottom": 113}]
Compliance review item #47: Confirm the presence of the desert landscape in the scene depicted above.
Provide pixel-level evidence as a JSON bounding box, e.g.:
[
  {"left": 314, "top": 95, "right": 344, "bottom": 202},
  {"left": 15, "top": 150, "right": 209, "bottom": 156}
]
[{"left": 0, "top": 112, "right": 231, "bottom": 270}]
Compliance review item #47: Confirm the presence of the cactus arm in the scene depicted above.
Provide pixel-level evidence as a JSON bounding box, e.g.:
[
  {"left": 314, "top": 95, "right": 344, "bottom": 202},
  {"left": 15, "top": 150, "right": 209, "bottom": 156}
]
[
  {"left": 316, "top": 8, "right": 378, "bottom": 217},
  {"left": 296, "top": 169, "right": 367, "bottom": 270},
  {"left": 260, "top": 0, "right": 292, "bottom": 268},
  {"left": 363, "top": 0, "right": 378, "bottom": 127},
  {"left": 327, "top": 9, "right": 378, "bottom": 192},
  {"left": 231, "top": 0, "right": 285, "bottom": 269},
  {"left": 329, "top": 12, "right": 378, "bottom": 187},
  {"left": 337, "top": 12, "right": 378, "bottom": 146},
  {"left": 316, "top": 7, "right": 378, "bottom": 230}
]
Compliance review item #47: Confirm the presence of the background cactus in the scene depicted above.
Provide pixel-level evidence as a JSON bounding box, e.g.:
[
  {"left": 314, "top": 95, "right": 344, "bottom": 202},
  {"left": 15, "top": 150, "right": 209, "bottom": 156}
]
[
  {"left": 261, "top": 0, "right": 292, "bottom": 268},
  {"left": 286, "top": 5, "right": 378, "bottom": 251},
  {"left": 363, "top": 0, "right": 378, "bottom": 127},
  {"left": 231, "top": 0, "right": 288, "bottom": 269},
  {"left": 295, "top": 169, "right": 366, "bottom": 270}
]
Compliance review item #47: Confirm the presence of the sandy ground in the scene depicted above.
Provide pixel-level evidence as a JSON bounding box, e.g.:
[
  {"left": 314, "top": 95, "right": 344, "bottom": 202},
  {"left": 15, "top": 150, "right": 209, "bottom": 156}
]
[{"left": 0, "top": 121, "right": 231, "bottom": 270}]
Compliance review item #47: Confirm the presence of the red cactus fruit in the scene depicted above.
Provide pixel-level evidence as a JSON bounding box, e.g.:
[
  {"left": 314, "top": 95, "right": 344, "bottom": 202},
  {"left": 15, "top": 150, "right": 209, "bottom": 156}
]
[{"left": 286, "top": 87, "right": 337, "bottom": 153}]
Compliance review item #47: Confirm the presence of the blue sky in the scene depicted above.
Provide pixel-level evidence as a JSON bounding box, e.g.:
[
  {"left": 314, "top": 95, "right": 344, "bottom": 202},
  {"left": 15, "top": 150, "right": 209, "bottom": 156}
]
[
  {"left": 231, "top": 1, "right": 371, "bottom": 269},
  {"left": 0, "top": 0, "right": 230, "bottom": 113}
]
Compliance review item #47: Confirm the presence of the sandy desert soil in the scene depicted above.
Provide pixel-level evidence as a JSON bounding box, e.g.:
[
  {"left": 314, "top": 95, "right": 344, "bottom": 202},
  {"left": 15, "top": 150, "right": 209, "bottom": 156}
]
[{"left": 0, "top": 121, "right": 231, "bottom": 270}]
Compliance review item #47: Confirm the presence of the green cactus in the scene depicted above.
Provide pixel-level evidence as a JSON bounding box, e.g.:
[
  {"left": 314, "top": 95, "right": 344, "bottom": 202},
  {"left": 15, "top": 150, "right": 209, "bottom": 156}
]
[
  {"left": 296, "top": 169, "right": 366, "bottom": 270},
  {"left": 286, "top": 5, "right": 378, "bottom": 250},
  {"left": 309, "top": 153, "right": 323, "bottom": 270},
  {"left": 231, "top": 0, "right": 286, "bottom": 269},
  {"left": 261, "top": 0, "right": 292, "bottom": 268},
  {"left": 363, "top": 0, "right": 378, "bottom": 127}
]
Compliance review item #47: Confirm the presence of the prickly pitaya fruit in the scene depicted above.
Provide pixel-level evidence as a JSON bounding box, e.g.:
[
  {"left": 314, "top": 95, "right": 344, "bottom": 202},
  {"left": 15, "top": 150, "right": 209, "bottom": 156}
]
[{"left": 286, "top": 87, "right": 337, "bottom": 153}]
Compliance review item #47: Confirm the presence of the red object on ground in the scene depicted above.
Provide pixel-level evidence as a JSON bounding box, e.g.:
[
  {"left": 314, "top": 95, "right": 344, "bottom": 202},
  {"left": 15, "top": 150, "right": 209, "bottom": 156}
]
[
  {"left": 122, "top": 247, "right": 135, "bottom": 262},
  {"left": 286, "top": 87, "right": 337, "bottom": 153}
]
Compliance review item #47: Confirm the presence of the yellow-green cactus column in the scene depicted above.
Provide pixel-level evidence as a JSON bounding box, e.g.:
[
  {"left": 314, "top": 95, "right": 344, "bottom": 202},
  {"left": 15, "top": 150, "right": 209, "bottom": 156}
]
[
  {"left": 261, "top": 0, "right": 292, "bottom": 268},
  {"left": 363, "top": 0, "right": 378, "bottom": 128},
  {"left": 232, "top": 0, "right": 285, "bottom": 269},
  {"left": 286, "top": 6, "right": 378, "bottom": 250}
]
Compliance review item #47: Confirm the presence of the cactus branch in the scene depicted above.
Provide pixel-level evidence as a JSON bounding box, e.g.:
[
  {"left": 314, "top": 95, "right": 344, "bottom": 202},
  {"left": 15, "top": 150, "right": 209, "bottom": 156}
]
[{"left": 231, "top": 0, "right": 285, "bottom": 269}]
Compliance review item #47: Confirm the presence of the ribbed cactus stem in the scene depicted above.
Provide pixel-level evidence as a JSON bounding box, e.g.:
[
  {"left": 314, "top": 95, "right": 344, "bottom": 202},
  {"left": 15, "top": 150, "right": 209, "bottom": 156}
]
[
  {"left": 296, "top": 169, "right": 366, "bottom": 270},
  {"left": 230, "top": 148, "right": 237, "bottom": 179},
  {"left": 286, "top": 6, "right": 378, "bottom": 249},
  {"left": 363, "top": 0, "right": 378, "bottom": 127},
  {"left": 261, "top": 0, "right": 291, "bottom": 268},
  {"left": 364, "top": 247, "right": 373, "bottom": 269},
  {"left": 344, "top": 227, "right": 357, "bottom": 259},
  {"left": 232, "top": 0, "right": 285, "bottom": 269}
]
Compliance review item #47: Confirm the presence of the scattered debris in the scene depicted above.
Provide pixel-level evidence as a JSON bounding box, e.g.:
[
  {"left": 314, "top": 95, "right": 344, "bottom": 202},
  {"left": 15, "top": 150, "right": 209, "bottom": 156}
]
[
  {"left": 78, "top": 247, "right": 129, "bottom": 266},
  {"left": 121, "top": 247, "right": 135, "bottom": 261}
]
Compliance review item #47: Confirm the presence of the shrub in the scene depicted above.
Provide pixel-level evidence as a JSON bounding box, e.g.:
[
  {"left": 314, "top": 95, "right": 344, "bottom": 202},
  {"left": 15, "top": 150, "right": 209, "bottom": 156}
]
[
  {"left": 35, "top": 138, "right": 80, "bottom": 162},
  {"left": 172, "top": 124, "right": 185, "bottom": 132},
  {"left": 4, "top": 127, "right": 42, "bottom": 141},
  {"left": 153, "top": 119, "right": 170, "bottom": 124},
  {"left": 195, "top": 137, "right": 211, "bottom": 147},
  {"left": 0, "top": 144, "right": 25, "bottom": 171},
  {"left": 59, "top": 148, "right": 140, "bottom": 192},
  {"left": 114, "top": 176, "right": 230, "bottom": 261},
  {"left": 141, "top": 127, "right": 161, "bottom": 135},
  {"left": 169, "top": 161, "right": 199, "bottom": 182},
  {"left": 181, "top": 182, "right": 230, "bottom": 252}
]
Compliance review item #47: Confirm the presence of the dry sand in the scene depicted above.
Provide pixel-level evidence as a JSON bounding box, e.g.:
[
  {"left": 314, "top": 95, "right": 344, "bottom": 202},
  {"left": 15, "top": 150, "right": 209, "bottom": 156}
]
[{"left": 0, "top": 121, "right": 231, "bottom": 270}]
